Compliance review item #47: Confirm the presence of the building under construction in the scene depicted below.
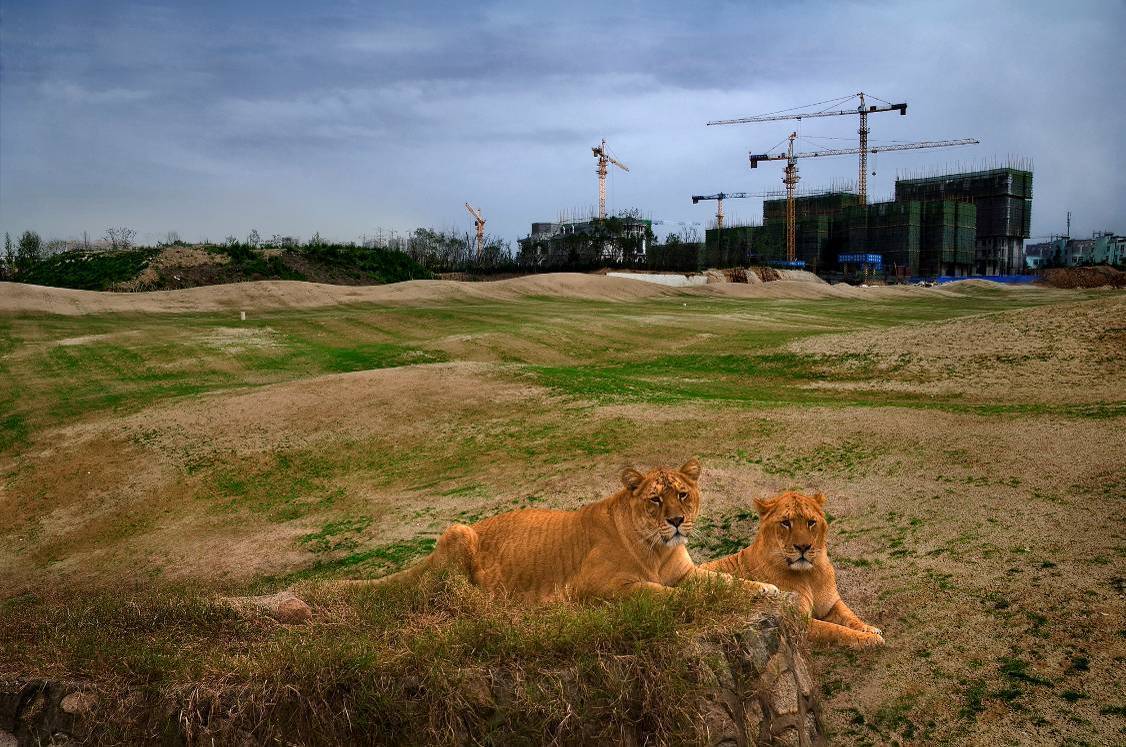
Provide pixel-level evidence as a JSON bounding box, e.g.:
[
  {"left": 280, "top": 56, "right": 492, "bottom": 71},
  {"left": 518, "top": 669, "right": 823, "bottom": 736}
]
[
  {"left": 704, "top": 165, "right": 1030, "bottom": 278},
  {"left": 518, "top": 215, "right": 653, "bottom": 266},
  {"left": 895, "top": 165, "right": 1032, "bottom": 275}
]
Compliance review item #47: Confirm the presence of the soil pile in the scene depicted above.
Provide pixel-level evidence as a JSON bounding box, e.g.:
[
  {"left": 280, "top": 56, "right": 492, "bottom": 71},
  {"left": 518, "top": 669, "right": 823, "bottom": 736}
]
[{"left": 1040, "top": 266, "right": 1126, "bottom": 289}]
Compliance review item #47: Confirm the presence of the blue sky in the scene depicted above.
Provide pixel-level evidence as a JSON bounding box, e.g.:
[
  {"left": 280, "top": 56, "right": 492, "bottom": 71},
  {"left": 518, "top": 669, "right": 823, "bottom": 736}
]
[{"left": 1, "top": 0, "right": 1123, "bottom": 246}]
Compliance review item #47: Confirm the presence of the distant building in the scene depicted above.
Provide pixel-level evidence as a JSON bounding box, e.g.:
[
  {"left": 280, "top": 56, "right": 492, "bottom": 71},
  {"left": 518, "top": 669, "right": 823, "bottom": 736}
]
[
  {"left": 518, "top": 216, "right": 652, "bottom": 266},
  {"left": 1026, "top": 232, "right": 1126, "bottom": 268}
]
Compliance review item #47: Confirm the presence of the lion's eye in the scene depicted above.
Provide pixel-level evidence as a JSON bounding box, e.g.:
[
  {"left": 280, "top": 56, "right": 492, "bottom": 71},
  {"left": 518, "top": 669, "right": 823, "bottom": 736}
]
[
  {"left": 650, "top": 496, "right": 661, "bottom": 504},
  {"left": 678, "top": 491, "right": 688, "bottom": 501},
  {"left": 807, "top": 519, "right": 817, "bottom": 529},
  {"left": 780, "top": 519, "right": 792, "bottom": 529}
]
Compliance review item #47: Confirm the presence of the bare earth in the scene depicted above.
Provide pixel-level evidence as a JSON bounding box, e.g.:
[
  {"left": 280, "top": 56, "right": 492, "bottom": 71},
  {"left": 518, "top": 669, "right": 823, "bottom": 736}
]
[{"left": 0, "top": 277, "right": 1123, "bottom": 745}]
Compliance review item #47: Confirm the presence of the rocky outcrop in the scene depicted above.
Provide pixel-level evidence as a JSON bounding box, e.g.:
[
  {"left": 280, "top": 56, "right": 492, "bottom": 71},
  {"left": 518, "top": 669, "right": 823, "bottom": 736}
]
[
  {"left": 1, "top": 680, "right": 96, "bottom": 746},
  {"left": 2, "top": 616, "right": 825, "bottom": 745}
]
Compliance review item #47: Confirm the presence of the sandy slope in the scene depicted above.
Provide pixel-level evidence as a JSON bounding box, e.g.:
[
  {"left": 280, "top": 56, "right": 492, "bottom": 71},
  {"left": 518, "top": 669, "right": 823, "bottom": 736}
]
[{"left": 0, "top": 274, "right": 1054, "bottom": 316}]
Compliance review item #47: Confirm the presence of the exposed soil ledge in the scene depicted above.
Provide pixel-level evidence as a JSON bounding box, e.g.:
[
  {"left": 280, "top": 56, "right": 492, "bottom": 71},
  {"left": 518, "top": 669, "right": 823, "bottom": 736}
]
[{"left": 1, "top": 616, "right": 825, "bottom": 746}]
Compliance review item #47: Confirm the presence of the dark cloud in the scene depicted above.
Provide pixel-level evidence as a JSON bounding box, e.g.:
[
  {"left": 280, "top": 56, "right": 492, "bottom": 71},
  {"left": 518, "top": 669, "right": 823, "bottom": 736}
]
[{"left": 2, "top": 0, "right": 1122, "bottom": 245}]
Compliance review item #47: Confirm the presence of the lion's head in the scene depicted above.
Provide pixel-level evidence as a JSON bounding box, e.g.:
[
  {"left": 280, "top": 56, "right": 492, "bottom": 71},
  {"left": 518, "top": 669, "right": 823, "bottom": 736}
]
[
  {"left": 620, "top": 458, "right": 702, "bottom": 549},
  {"left": 753, "top": 491, "right": 828, "bottom": 572}
]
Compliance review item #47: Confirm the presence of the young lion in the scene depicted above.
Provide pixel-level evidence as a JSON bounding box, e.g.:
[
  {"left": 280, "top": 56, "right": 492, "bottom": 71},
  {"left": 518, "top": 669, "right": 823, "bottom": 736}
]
[
  {"left": 334, "top": 458, "right": 779, "bottom": 601},
  {"left": 702, "top": 491, "right": 884, "bottom": 649}
]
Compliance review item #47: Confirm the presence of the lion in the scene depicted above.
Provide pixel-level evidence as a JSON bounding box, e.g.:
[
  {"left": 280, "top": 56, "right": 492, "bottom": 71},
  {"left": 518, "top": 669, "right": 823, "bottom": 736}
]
[
  {"left": 331, "top": 458, "right": 780, "bottom": 601},
  {"left": 701, "top": 490, "right": 884, "bottom": 648}
]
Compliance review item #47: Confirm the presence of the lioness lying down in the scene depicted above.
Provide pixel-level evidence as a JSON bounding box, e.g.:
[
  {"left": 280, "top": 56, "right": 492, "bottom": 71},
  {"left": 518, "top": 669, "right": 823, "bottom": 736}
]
[
  {"left": 702, "top": 490, "right": 885, "bottom": 649},
  {"left": 333, "top": 458, "right": 780, "bottom": 601}
]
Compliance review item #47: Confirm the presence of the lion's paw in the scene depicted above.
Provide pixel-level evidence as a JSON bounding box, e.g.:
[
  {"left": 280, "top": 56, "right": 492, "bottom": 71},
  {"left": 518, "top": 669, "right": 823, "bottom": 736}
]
[
  {"left": 753, "top": 582, "right": 781, "bottom": 597},
  {"left": 858, "top": 631, "right": 885, "bottom": 648}
]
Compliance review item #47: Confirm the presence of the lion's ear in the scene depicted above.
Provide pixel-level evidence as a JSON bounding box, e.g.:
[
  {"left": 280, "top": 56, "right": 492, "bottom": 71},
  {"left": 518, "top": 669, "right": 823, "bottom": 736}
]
[
  {"left": 621, "top": 468, "right": 645, "bottom": 492},
  {"left": 679, "top": 457, "right": 701, "bottom": 482},
  {"left": 753, "top": 496, "right": 774, "bottom": 516},
  {"left": 811, "top": 492, "right": 827, "bottom": 507}
]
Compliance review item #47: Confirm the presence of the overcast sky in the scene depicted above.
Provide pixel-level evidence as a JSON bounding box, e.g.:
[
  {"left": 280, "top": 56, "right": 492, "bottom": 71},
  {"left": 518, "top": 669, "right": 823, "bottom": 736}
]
[{"left": 2, "top": 0, "right": 1123, "bottom": 246}]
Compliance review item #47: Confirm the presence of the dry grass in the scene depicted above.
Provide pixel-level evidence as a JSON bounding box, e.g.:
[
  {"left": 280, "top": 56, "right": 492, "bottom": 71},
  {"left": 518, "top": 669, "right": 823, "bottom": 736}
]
[{"left": 1, "top": 575, "right": 790, "bottom": 744}]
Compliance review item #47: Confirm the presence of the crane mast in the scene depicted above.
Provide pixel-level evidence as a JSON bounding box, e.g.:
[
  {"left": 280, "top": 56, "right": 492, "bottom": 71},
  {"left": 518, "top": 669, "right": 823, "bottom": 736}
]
[
  {"left": 708, "top": 92, "right": 907, "bottom": 206},
  {"left": 464, "top": 202, "right": 485, "bottom": 258},
  {"left": 690, "top": 192, "right": 753, "bottom": 230},
  {"left": 748, "top": 135, "right": 980, "bottom": 263},
  {"left": 592, "top": 138, "right": 630, "bottom": 220}
]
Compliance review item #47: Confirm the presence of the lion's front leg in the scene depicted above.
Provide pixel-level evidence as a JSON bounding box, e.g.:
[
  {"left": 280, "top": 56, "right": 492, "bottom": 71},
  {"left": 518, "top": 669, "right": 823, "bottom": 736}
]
[
  {"left": 682, "top": 567, "right": 782, "bottom": 598},
  {"left": 823, "top": 598, "right": 882, "bottom": 636},
  {"left": 809, "top": 619, "right": 884, "bottom": 649}
]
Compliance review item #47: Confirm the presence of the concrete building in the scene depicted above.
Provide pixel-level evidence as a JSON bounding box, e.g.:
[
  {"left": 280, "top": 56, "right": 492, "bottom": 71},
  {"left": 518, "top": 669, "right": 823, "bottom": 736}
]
[
  {"left": 518, "top": 216, "right": 652, "bottom": 266},
  {"left": 1026, "top": 231, "right": 1126, "bottom": 268}
]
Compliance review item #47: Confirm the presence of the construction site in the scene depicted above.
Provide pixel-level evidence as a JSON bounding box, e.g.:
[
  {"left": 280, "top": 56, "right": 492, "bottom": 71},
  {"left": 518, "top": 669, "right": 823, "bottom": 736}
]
[{"left": 517, "top": 94, "right": 1040, "bottom": 282}]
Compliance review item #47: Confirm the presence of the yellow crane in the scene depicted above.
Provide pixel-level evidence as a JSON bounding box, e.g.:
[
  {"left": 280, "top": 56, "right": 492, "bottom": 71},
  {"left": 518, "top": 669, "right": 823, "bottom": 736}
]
[
  {"left": 464, "top": 202, "right": 485, "bottom": 258},
  {"left": 708, "top": 92, "right": 907, "bottom": 206},
  {"left": 749, "top": 133, "right": 980, "bottom": 262},
  {"left": 592, "top": 138, "right": 629, "bottom": 220}
]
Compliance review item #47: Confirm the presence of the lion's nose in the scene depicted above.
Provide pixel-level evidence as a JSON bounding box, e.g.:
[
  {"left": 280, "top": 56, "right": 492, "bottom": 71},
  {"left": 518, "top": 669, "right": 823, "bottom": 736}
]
[
  {"left": 667, "top": 516, "right": 684, "bottom": 528},
  {"left": 794, "top": 544, "right": 811, "bottom": 554}
]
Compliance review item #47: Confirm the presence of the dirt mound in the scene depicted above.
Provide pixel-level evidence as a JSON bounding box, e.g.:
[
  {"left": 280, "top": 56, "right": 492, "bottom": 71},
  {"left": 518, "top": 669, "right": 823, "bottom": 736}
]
[
  {"left": 792, "top": 295, "right": 1126, "bottom": 404},
  {"left": 775, "top": 269, "right": 828, "bottom": 284},
  {"left": 1040, "top": 266, "right": 1126, "bottom": 289},
  {"left": 0, "top": 270, "right": 1059, "bottom": 317},
  {"left": 941, "top": 278, "right": 1008, "bottom": 289},
  {"left": 0, "top": 275, "right": 676, "bottom": 316}
]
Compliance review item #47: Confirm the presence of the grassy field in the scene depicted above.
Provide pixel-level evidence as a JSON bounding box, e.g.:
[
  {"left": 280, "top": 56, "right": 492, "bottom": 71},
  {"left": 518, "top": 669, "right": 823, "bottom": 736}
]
[{"left": 1, "top": 280, "right": 1124, "bottom": 744}]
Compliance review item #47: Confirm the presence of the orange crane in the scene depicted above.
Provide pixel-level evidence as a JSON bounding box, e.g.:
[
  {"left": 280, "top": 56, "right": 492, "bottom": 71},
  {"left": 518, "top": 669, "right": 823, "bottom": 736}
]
[
  {"left": 592, "top": 138, "right": 629, "bottom": 220},
  {"left": 749, "top": 133, "right": 979, "bottom": 262},
  {"left": 464, "top": 202, "right": 485, "bottom": 257},
  {"left": 690, "top": 192, "right": 752, "bottom": 230},
  {"left": 708, "top": 92, "right": 907, "bottom": 206}
]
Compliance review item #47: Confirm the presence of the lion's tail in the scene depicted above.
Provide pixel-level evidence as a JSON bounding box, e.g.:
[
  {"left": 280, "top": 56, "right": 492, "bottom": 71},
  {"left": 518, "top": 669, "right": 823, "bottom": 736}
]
[{"left": 326, "top": 523, "right": 481, "bottom": 592}]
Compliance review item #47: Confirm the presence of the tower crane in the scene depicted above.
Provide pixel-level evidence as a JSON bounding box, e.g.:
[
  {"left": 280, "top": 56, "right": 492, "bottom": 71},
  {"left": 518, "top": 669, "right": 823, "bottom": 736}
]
[
  {"left": 592, "top": 138, "right": 629, "bottom": 220},
  {"left": 690, "top": 192, "right": 752, "bottom": 230},
  {"left": 464, "top": 202, "right": 485, "bottom": 258},
  {"left": 749, "top": 133, "right": 979, "bottom": 262},
  {"left": 708, "top": 93, "right": 907, "bottom": 206}
]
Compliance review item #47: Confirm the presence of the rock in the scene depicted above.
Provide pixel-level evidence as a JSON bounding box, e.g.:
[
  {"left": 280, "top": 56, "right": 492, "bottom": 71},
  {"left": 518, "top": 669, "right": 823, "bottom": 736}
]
[
  {"left": 219, "top": 590, "right": 312, "bottom": 624},
  {"left": 59, "top": 692, "right": 95, "bottom": 717},
  {"left": 0, "top": 681, "right": 92, "bottom": 745}
]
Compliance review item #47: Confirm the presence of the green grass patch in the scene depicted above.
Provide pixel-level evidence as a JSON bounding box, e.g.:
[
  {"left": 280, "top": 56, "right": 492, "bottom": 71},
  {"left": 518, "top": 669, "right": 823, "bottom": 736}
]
[
  {"left": 999, "top": 657, "right": 1054, "bottom": 687},
  {"left": 276, "top": 536, "right": 439, "bottom": 585},
  {"left": 298, "top": 517, "right": 374, "bottom": 553},
  {"left": 17, "top": 248, "right": 161, "bottom": 290}
]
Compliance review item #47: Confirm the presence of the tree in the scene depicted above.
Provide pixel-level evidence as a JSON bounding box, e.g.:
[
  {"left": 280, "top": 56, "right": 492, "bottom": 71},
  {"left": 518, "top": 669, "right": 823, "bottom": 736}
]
[
  {"left": 164, "top": 231, "right": 181, "bottom": 245},
  {"left": 104, "top": 227, "right": 136, "bottom": 251},
  {"left": 247, "top": 229, "right": 261, "bottom": 248},
  {"left": 17, "top": 230, "right": 43, "bottom": 272},
  {"left": 3, "top": 233, "right": 13, "bottom": 276}
]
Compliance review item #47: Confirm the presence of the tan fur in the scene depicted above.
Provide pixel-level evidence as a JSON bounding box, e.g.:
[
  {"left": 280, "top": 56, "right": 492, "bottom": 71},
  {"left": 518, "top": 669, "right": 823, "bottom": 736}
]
[
  {"left": 335, "top": 459, "right": 778, "bottom": 601},
  {"left": 702, "top": 491, "right": 884, "bottom": 649}
]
